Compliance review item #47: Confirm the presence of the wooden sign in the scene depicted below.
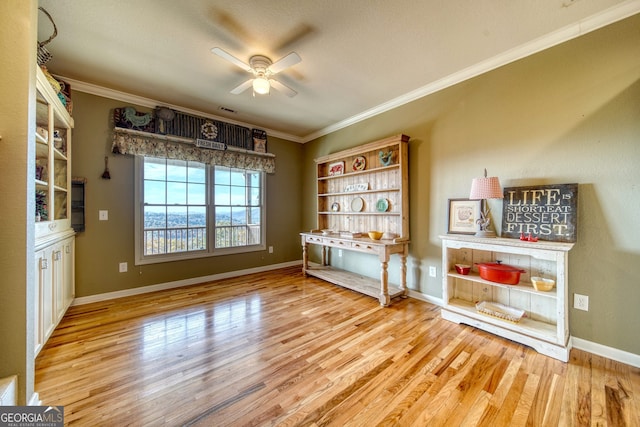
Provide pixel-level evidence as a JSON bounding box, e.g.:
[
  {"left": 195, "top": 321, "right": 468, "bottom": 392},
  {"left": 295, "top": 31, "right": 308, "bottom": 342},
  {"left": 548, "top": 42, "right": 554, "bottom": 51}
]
[
  {"left": 195, "top": 139, "right": 226, "bottom": 150},
  {"left": 501, "top": 183, "right": 578, "bottom": 242}
]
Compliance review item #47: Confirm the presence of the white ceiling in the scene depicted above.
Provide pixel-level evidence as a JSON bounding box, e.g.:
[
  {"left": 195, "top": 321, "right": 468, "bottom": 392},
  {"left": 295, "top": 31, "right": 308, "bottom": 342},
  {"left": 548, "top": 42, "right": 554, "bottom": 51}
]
[{"left": 37, "top": 0, "right": 639, "bottom": 142}]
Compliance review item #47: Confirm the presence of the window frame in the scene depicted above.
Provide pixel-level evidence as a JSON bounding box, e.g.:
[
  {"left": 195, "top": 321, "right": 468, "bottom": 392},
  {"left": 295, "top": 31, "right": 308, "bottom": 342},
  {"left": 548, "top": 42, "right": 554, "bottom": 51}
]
[{"left": 134, "top": 156, "right": 266, "bottom": 265}]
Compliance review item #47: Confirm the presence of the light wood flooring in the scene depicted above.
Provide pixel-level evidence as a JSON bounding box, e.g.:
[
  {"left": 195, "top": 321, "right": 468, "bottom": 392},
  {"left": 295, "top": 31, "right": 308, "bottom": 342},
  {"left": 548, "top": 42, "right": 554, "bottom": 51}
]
[{"left": 35, "top": 266, "right": 639, "bottom": 426}]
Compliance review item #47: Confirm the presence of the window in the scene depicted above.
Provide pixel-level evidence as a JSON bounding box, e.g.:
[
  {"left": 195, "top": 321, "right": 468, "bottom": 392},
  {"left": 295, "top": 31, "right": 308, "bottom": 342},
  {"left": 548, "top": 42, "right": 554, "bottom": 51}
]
[{"left": 135, "top": 156, "right": 265, "bottom": 265}]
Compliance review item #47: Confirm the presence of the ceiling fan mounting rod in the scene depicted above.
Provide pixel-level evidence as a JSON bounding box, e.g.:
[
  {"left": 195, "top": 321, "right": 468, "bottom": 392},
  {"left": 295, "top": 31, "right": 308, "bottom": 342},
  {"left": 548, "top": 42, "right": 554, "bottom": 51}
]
[{"left": 249, "top": 55, "right": 273, "bottom": 75}]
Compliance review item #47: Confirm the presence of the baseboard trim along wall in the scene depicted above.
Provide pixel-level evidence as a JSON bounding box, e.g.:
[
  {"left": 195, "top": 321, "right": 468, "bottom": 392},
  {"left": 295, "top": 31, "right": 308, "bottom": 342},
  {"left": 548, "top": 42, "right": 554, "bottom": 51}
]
[
  {"left": 72, "top": 260, "right": 302, "bottom": 306},
  {"left": 572, "top": 337, "right": 640, "bottom": 368},
  {"left": 408, "top": 290, "right": 640, "bottom": 368},
  {"left": 72, "top": 261, "right": 639, "bottom": 368}
]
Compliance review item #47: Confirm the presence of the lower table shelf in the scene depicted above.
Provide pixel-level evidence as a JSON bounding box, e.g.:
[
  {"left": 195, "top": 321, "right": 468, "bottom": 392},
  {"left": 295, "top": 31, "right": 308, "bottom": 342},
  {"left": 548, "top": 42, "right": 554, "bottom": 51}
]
[
  {"left": 305, "top": 263, "right": 406, "bottom": 301},
  {"left": 442, "top": 300, "right": 570, "bottom": 361},
  {"left": 300, "top": 232, "right": 409, "bottom": 306}
]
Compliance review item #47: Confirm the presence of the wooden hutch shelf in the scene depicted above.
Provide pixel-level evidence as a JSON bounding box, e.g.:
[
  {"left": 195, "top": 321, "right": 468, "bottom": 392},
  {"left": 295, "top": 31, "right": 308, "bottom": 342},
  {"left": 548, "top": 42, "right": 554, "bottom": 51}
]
[{"left": 301, "top": 134, "right": 410, "bottom": 306}]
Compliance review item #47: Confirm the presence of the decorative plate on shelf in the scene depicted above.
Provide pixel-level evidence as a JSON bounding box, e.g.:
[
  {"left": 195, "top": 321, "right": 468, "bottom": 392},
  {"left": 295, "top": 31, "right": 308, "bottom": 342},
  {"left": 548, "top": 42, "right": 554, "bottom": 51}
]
[
  {"left": 352, "top": 156, "right": 366, "bottom": 171},
  {"left": 331, "top": 202, "right": 340, "bottom": 212},
  {"left": 376, "top": 198, "right": 389, "bottom": 212},
  {"left": 350, "top": 196, "right": 364, "bottom": 212}
]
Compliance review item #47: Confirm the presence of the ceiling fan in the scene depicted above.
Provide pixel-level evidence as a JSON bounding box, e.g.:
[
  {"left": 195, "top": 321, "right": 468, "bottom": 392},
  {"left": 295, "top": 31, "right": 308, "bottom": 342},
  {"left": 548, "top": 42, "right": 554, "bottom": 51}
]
[{"left": 211, "top": 47, "right": 301, "bottom": 97}]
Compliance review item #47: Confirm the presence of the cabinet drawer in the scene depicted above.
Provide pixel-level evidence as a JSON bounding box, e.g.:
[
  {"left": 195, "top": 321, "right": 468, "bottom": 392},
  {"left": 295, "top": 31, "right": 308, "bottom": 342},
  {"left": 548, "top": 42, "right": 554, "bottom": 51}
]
[
  {"left": 305, "top": 235, "right": 324, "bottom": 244},
  {"left": 351, "top": 241, "right": 378, "bottom": 254},
  {"left": 324, "top": 238, "right": 349, "bottom": 247}
]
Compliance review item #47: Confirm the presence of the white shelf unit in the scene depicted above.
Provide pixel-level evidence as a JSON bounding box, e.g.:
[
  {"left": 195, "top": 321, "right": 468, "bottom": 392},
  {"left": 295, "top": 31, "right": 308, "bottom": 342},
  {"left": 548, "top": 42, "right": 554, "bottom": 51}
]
[{"left": 439, "top": 235, "right": 574, "bottom": 361}]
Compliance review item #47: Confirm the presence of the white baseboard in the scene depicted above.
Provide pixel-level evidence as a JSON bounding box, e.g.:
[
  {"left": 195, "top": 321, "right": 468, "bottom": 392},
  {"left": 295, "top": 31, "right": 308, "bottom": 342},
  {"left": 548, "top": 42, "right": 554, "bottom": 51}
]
[
  {"left": 408, "top": 290, "right": 640, "bottom": 368},
  {"left": 72, "top": 261, "right": 301, "bottom": 306},
  {"left": 572, "top": 337, "right": 640, "bottom": 368},
  {"left": 29, "top": 392, "right": 40, "bottom": 406},
  {"left": 408, "top": 289, "right": 443, "bottom": 307}
]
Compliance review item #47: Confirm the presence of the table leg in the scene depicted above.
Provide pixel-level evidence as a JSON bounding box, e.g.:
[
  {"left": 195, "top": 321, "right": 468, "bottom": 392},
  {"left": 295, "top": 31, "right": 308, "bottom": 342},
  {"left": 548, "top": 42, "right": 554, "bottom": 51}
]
[
  {"left": 378, "top": 260, "right": 390, "bottom": 306},
  {"left": 400, "top": 248, "right": 408, "bottom": 298},
  {"left": 302, "top": 242, "right": 308, "bottom": 276}
]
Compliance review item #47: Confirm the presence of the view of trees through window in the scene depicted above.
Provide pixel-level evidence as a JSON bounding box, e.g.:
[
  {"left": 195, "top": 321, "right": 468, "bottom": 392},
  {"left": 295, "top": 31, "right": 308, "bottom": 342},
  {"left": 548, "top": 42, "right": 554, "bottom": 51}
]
[{"left": 141, "top": 157, "right": 262, "bottom": 257}]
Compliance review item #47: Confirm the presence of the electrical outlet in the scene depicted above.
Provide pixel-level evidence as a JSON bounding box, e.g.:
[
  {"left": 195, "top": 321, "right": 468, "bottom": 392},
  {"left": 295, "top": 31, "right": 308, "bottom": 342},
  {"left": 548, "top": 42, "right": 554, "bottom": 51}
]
[
  {"left": 99, "top": 210, "right": 109, "bottom": 221},
  {"left": 119, "top": 262, "right": 128, "bottom": 273},
  {"left": 268, "top": 246, "right": 273, "bottom": 254},
  {"left": 429, "top": 266, "right": 437, "bottom": 277},
  {"left": 338, "top": 249, "right": 343, "bottom": 257},
  {"left": 574, "top": 293, "right": 589, "bottom": 311}
]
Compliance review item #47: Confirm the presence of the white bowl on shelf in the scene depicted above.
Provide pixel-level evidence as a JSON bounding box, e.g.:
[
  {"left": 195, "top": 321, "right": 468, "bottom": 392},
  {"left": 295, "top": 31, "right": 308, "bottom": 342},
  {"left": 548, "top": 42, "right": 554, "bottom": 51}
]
[{"left": 531, "top": 277, "right": 555, "bottom": 291}]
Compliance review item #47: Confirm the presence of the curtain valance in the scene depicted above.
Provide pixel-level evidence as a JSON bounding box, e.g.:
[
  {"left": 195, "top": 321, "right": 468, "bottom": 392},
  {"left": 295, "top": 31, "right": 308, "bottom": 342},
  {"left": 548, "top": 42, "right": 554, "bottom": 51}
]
[{"left": 112, "top": 128, "right": 275, "bottom": 174}]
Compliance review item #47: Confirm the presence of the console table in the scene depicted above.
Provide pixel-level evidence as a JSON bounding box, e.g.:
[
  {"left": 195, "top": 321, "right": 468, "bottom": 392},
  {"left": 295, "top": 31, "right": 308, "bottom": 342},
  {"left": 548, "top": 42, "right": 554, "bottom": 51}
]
[{"left": 301, "top": 232, "right": 409, "bottom": 306}]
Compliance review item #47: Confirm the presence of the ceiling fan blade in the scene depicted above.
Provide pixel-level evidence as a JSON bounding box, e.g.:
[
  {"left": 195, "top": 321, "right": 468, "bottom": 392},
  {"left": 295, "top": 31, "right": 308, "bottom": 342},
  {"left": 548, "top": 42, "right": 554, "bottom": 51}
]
[
  {"left": 211, "top": 47, "right": 252, "bottom": 71},
  {"left": 268, "top": 52, "right": 301, "bottom": 74},
  {"left": 273, "top": 24, "right": 316, "bottom": 51},
  {"left": 269, "top": 79, "right": 297, "bottom": 97},
  {"left": 212, "top": 10, "right": 256, "bottom": 46},
  {"left": 230, "top": 79, "right": 254, "bottom": 94}
]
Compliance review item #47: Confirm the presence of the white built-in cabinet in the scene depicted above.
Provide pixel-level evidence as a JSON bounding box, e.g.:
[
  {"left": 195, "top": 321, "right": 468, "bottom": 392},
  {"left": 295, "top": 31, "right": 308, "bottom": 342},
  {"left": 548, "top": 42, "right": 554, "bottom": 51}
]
[
  {"left": 440, "top": 234, "right": 573, "bottom": 361},
  {"left": 34, "top": 235, "right": 75, "bottom": 357},
  {"left": 33, "top": 66, "right": 75, "bottom": 357}
]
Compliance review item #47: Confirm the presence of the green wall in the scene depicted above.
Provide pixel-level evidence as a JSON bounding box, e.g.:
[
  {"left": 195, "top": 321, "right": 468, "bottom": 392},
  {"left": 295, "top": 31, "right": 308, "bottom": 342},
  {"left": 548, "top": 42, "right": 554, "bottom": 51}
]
[
  {"left": 303, "top": 14, "right": 640, "bottom": 355},
  {"left": 70, "top": 93, "right": 303, "bottom": 297}
]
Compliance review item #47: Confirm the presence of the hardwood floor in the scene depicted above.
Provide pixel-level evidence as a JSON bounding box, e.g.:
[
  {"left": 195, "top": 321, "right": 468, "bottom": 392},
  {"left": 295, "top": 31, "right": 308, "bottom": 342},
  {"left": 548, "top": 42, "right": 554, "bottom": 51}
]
[{"left": 35, "top": 267, "right": 639, "bottom": 426}]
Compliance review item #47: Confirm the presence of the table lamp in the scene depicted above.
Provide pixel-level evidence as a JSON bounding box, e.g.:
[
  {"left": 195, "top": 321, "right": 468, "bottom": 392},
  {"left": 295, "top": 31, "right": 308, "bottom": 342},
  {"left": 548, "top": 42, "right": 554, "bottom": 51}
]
[{"left": 469, "top": 169, "right": 503, "bottom": 237}]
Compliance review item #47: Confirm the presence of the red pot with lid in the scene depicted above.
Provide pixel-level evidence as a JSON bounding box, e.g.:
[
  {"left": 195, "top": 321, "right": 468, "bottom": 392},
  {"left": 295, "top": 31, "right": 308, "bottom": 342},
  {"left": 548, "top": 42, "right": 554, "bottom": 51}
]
[{"left": 475, "top": 262, "right": 526, "bottom": 285}]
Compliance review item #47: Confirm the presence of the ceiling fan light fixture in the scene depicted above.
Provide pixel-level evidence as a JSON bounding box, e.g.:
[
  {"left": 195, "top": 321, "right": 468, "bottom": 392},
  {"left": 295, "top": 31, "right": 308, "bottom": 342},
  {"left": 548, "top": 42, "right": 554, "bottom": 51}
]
[{"left": 252, "top": 76, "right": 270, "bottom": 95}]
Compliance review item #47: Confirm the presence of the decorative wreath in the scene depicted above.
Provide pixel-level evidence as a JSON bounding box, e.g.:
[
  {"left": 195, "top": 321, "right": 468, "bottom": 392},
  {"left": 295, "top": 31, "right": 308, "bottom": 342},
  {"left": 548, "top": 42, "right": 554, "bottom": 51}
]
[{"left": 201, "top": 121, "right": 218, "bottom": 140}]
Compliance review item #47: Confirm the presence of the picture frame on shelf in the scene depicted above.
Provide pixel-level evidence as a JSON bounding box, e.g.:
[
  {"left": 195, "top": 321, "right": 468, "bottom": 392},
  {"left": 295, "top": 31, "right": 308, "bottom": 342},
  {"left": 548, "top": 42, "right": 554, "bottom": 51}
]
[
  {"left": 253, "top": 138, "right": 267, "bottom": 153},
  {"left": 328, "top": 161, "right": 345, "bottom": 176},
  {"left": 447, "top": 198, "right": 481, "bottom": 234},
  {"left": 252, "top": 129, "right": 267, "bottom": 153}
]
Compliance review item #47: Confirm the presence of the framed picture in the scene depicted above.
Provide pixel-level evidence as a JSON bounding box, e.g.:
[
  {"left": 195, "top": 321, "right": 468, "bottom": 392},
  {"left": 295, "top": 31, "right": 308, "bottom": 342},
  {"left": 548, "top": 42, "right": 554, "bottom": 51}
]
[
  {"left": 447, "top": 198, "right": 482, "bottom": 234},
  {"left": 328, "top": 161, "right": 345, "bottom": 176},
  {"left": 253, "top": 138, "right": 267, "bottom": 153},
  {"left": 502, "top": 183, "right": 578, "bottom": 242}
]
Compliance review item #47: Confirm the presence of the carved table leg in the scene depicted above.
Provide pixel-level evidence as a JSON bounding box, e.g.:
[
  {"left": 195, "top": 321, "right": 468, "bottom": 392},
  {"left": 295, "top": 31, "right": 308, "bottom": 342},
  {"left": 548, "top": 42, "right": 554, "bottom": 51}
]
[
  {"left": 378, "top": 260, "right": 390, "bottom": 306},
  {"left": 302, "top": 242, "right": 308, "bottom": 276},
  {"left": 400, "top": 248, "right": 408, "bottom": 298},
  {"left": 321, "top": 245, "right": 327, "bottom": 266}
]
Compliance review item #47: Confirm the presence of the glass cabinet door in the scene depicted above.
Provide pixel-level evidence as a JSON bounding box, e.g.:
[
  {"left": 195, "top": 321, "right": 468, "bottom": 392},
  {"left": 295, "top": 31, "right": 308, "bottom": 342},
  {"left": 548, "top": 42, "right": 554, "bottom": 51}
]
[{"left": 35, "top": 67, "right": 73, "bottom": 238}]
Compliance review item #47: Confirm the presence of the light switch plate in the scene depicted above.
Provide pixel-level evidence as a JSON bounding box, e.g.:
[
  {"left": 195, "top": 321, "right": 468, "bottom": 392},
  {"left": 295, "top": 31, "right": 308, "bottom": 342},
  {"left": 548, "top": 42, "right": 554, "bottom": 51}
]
[{"left": 99, "top": 210, "right": 108, "bottom": 221}]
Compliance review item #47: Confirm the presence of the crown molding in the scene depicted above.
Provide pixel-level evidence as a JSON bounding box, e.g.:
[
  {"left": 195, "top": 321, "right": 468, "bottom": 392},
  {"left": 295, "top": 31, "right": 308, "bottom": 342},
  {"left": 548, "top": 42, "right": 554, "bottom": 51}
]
[
  {"left": 59, "top": 77, "right": 306, "bottom": 144},
  {"left": 301, "top": 1, "right": 640, "bottom": 143}
]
